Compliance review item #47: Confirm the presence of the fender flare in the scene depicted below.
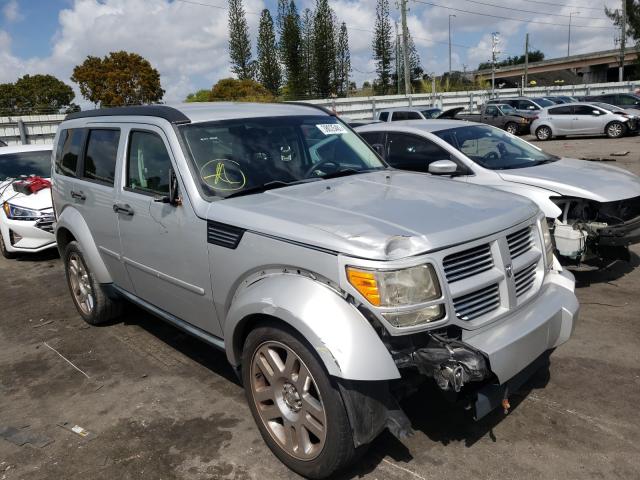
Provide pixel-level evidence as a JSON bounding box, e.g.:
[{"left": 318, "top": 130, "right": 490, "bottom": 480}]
[
  {"left": 224, "top": 274, "right": 400, "bottom": 381},
  {"left": 55, "top": 206, "right": 113, "bottom": 284}
]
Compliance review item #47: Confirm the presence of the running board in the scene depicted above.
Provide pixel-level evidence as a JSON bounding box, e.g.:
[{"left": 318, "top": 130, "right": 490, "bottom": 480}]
[{"left": 109, "top": 284, "right": 225, "bottom": 352}]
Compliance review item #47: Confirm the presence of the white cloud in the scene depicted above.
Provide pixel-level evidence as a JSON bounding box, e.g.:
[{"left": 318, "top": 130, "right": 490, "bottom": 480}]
[{"left": 2, "top": 0, "right": 22, "bottom": 22}]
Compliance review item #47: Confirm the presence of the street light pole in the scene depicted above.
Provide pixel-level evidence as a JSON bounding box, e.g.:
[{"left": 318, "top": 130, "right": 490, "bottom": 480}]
[
  {"left": 567, "top": 11, "right": 579, "bottom": 57},
  {"left": 448, "top": 14, "right": 456, "bottom": 78}
]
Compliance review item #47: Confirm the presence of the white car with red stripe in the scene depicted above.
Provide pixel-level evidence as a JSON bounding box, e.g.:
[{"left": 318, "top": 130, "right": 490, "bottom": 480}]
[{"left": 0, "top": 144, "right": 56, "bottom": 258}]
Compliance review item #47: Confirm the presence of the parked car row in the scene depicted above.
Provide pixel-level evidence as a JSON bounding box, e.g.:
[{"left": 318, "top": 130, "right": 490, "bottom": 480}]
[{"left": 1, "top": 102, "right": 638, "bottom": 479}]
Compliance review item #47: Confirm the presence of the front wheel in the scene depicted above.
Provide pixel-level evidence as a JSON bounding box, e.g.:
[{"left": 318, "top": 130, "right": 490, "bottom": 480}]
[
  {"left": 535, "top": 125, "right": 552, "bottom": 141},
  {"left": 505, "top": 122, "right": 519, "bottom": 135},
  {"left": 242, "top": 324, "right": 355, "bottom": 479},
  {"left": 606, "top": 121, "right": 626, "bottom": 139}
]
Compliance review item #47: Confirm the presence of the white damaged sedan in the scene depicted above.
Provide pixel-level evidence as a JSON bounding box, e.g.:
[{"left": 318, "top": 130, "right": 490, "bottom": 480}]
[
  {"left": 0, "top": 144, "right": 56, "bottom": 259},
  {"left": 356, "top": 120, "right": 640, "bottom": 265}
]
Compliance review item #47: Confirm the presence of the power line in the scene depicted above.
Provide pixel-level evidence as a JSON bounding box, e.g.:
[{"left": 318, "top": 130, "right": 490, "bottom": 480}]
[
  {"left": 175, "top": 0, "right": 261, "bottom": 15},
  {"left": 349, "top": 26, "right": 474, "bottom": 49},
  {"left": 463, "top": 0, "right": 609, "bottom": 21},
  {"left": 411, "top": 0, "right": 616, "bottom": 29},
  {"left": 516, "top": 0, "right": 606, "bottom": 11}
]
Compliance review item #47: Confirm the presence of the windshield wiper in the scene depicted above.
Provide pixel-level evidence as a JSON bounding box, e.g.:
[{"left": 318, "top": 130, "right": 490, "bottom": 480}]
[
  {"left": 320, "top": 168, "right": 379, "bottom": 180},
  {"left": 223, "top": 178, "right": 320, "bottom": 199}
]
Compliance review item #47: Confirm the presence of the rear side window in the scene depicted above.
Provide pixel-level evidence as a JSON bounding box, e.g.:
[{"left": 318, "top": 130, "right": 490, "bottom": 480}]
[
  {"left": 485, "top": 106, "right": 498, "bottom": 115},
  {"left": 549, "top": 106, "right": 572, "bottom": 115},
  {"left": 127, "top": 131, "right": 172, "bottom": 195},
  {"left": 55, "top": 128, "right": 84, "bottom": 177},
  {"left": 574, "top": 105, "right": 598, "bottom": 115},
  {"left": 391, "top": 111, "right": 421, "bottom": 121},
  {"left": 83, "top": 129, "right": 120, "bottom": 186},
  {"left": 378, "top": 112, "right": 389, "bottom": 121}
]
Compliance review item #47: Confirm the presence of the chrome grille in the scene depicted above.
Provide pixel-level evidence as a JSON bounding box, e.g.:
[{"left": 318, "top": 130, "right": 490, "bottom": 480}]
[
  {"left": 442, "top": 243, "right": 493, "bottom": 283},
  {"left": 452, "top": 283, "right": 500, "bottom": 321},
  {"left": 507, "top": 226, "right": 534, "bottom": 259},
  {"left": 515, "top": 262, "right": 537, "bottom": 297}
]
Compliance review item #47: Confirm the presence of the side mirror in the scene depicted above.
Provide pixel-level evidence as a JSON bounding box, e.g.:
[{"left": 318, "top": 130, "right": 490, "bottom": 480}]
[
  {"left": 428, "top": 159, "right": 458, "bottom": 175},
  {"left": 155, "top": 170, "right": 182, "bottom": 206}
]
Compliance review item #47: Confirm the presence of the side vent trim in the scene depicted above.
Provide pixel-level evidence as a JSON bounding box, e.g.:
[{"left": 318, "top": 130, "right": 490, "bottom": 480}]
[{"left": 207, "top": 221, "right": 245, "bottom": 249}]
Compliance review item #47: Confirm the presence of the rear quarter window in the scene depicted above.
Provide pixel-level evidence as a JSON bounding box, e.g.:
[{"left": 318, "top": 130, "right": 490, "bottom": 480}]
[{"left": 378, "top": 112, "right": 389, "bottom": 121}]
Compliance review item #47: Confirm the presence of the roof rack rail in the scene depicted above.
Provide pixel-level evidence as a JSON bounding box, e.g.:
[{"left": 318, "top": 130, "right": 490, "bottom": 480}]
[
  {"left": 287, "top": 102, "right": 336, "bottom": 117},
  {"left": 65, "top": 105, "right": 191, "bottom": 124}
]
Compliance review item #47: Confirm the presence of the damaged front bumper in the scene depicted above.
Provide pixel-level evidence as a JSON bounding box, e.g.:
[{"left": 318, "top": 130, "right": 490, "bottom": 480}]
[{"left": 597, "top": 215, "right": 640, "bottom": 247}]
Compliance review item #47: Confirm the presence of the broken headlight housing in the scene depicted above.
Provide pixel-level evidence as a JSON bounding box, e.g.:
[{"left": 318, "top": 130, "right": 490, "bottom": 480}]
[{"left": 346, "top": 264, "right": 444, "bottom": 327}]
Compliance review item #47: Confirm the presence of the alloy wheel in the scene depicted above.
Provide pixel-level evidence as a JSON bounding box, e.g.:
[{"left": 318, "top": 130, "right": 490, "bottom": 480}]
[
  {"left": 607, "top": 123, "right": 623, "bottom": 138},
  {"left": 536, "top": 126, "right": 551, "bottom": 140},
  {"left": 250, "top": 341, "right": 327, "bottom": 461},
  {"left": 506, "top": 123, "right": 518, "bottom": 135},
  {"left": 68, "top": 252, "right": 95, "bottom": 315}
]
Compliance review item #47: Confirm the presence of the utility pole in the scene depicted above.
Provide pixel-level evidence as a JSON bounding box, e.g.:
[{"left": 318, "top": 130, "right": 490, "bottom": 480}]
[
  {"left": 567, "top": 11, "right": 579, "bottom": 57},
  {"left": 491, "top": 32, "right": 500, "bottom": 98},
  {"left": 524, "top": 33, "right": 529, "bottom": 87},
  {"left": 395, "top": 21, "right": 401, "bottom": 95},
  {"left": 619, "top": 0, "right": 627, "bottom": 82},
  {"left": 400, "top": 0, "right": 411, "bottom": 96},
  {"left": 448, "top": 14, "right": 456, "bottom": 87}
]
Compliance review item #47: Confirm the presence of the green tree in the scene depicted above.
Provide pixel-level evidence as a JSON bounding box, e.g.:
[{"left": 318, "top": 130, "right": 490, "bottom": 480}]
[
  {"left": 0, "top": 75, "right": 76, "bottom": 114},
  {"left": 300, "top": 8, "right": 315, "bottom": 96},
  {"left": 276, "top": 0, "right": 289, "bottom": 35},
  {"left": 185, "top": 89, "right": 212, "bottom": 102},
  {"left": 372, "top": 0, "right": 393, "bottom": 95},
  {"left": 257, "top": 9, "right": 282, "bottom": 96},
  {"left": 71, "top": 51, "right": 164, "bottom": 107},
  {"left": 313, "top": 0, "right": 336, "bottom": 97},
  {"left": 478, "top": 50, "right": 544, "bottom": 70},
  {"left": 228, "top": 0, "right": 254, "bottom": 80},
  {"left": 209, "top": 78, "right": 275, "bottom": 102},
  {"left": 281, "top": 1, "right": 304, "bottom": 98},
  {"left": 334, "top": 22, "right": 351, "bottom": 97},
  {"left": 0, "top": 83, "right": 18, "bottom": 115}
]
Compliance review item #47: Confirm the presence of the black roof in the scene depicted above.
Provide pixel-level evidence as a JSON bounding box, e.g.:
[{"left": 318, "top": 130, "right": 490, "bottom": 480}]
[{"left": 65, "top": 105, "right": 191, "bottom": 124}]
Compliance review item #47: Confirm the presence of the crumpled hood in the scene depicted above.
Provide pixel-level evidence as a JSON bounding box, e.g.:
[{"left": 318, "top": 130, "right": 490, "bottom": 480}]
[
  {"left": 498, "top": 158, "right": 640, "bottom": 202},
  {"left": 209, "top": 171, "right": 538, "bottom": 260},
  {"left": 0, "top": 180, "right": 53, "bottom": 210}
]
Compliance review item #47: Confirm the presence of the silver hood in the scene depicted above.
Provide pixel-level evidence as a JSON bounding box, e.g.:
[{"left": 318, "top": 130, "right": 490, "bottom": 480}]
[
  {"left": 208, "top": 170, "right": 538, "bottom": 260},
  {"left": 498, "top": 158, "right": 640, "bottom": 203}
]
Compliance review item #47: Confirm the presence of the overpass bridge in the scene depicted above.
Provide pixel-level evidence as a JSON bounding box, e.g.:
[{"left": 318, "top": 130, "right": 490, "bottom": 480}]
[{"left": 475, "top": 47, "right": 640, "bottom": 85}]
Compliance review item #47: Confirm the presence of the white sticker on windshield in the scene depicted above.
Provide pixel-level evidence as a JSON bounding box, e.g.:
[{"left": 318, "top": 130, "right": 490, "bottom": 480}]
[{"left": 316, "top": 124, "right": 347, "bottom": 135}]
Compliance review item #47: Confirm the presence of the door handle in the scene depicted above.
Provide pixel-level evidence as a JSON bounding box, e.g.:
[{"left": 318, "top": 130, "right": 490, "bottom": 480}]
[
  {"left": 70, "top": 190, "right": 86, "bottom": 201},
  {"left": 113, "top": 203, "right": 134, "bottom": 216}
]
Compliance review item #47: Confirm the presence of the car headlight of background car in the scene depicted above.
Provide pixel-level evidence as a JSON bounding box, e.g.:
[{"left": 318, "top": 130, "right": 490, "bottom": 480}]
[
  {"left": 2, "top": 202, "right": 42, "bottom": 221},
  {"left": 346, "top": 264, "right": 444, "bottom": 327}
]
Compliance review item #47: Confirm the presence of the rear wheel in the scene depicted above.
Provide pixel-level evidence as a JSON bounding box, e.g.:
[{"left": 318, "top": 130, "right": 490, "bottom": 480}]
[
  {"left": 242, "top": 324, "right": 355, "bottom": 479},
  {"left": 505, "top": 122, "right": 519, "bottom": 135},
  {"left": 606, "top": 121, "right": 625, "bottom": 139},
  {"left": 535, "top": 125, "right": 552, "bottom": 141},
  {"left": 0, "top": 230, "right": 16, "bottom": 259},
  {"left": 63, "top": 241, "right": 122, "bottom": 325}
]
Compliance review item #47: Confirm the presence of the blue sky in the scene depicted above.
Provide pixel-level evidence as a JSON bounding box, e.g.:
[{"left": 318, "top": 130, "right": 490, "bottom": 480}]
[{"left": 0, "top": 0, "right": 622, "bottom": 104}]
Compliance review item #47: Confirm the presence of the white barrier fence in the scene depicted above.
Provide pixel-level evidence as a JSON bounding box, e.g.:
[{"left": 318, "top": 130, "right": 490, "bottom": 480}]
[
  {"left": 304, "top": 81, "right": 640, "bottom": 120},
  {"left": 0, "top": 114, "right": 66, "bottom": 146}
]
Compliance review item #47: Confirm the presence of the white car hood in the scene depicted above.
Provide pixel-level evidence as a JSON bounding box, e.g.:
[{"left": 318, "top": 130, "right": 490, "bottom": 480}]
[
  {"left": 498, "top": 158, "right": 640, "bottom": 202},
  {"left": 0, "top": 180, "right": 53, "bottom": 210}
]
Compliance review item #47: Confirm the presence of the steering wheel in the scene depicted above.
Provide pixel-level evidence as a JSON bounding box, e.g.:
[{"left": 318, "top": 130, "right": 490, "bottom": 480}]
[{"left": 303, "top": 158, "right": 340, "bottom": 178}]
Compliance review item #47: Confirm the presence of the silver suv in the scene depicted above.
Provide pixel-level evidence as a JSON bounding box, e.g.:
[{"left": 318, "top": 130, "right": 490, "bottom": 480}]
[{"left": 52, "top": 103, "right": 578, "bottom": 479}]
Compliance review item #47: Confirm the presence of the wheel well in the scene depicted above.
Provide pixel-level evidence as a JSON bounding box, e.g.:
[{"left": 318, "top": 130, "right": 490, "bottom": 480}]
[
  {"left": 233, "top": 313, "right": 291, "bottom": 366},
  {"left": 56, "top": 227, "right": 76, "bottom": 254},
  {"left": 604, "top": 120, "right": 624, "bottom": 133}
]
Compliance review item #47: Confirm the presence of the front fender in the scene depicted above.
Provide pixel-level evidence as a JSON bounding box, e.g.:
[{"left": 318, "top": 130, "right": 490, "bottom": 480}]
[
  {"left": 55, "top": 206, "right": 112, "bottom": 284},
  {"left": 486, "top": 184, "right": 562, "bottom": 219},
  {"left": 224, "top": 274, "right": 400, "bottom": 381}
]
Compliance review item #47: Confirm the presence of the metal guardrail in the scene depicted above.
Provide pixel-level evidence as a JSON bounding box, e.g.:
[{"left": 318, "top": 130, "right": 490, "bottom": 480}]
[
  {"left": 0, "top": 114, "right": 65, "bottom": 146},
  {"left": 1, "top": 81, "right": 638, "bottom": 144},
  {"left": 304, "top": 81, "right": 640, "bottom": 119}
]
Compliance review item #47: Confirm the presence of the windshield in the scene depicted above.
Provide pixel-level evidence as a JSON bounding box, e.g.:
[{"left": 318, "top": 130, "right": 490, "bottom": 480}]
[
  {"left": 179, "top": 115, "right": 385, "bottom": 198},
  {"left": 531, "top": 98, "right": 555, "bottom": 107},
  {"left": 434, "top": 125, "right": 558, "bottom": 170},
  {"left": 421, "top": 109, "right": 442, "bottom": 119},
  {"left": 593, "top": 102, "right": 623, "bottom": 113},
  {"left": 0, "top": 150, "right": 52, "bottom": 180},
  {"left": 498, "top": 104, "right": 516, "bottom": 114}
]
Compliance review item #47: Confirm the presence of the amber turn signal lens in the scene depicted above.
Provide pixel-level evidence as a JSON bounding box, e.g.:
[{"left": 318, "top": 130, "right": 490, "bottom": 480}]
[{"left": 346, "top": 267, "right": 380, "bottom": 306}]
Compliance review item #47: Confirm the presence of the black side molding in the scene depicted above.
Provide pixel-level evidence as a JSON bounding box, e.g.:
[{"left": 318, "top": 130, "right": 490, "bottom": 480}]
[{"left": 207, "top": 221, "right": 245, "bottom": 249}]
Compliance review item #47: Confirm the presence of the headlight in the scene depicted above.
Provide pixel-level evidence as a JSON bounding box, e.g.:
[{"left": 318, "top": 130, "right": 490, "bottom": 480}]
[
  {"left": 2, "top": 202, "right": 41, "bottom": 220},
  {"left": 540, "top": 218, "right": 554, "bottom": 268}
]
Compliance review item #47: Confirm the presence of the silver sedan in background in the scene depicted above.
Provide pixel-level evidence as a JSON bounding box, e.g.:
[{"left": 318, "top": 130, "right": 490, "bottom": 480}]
[{"left": 531, "top": 102, "right": 635, "bottom": 140}]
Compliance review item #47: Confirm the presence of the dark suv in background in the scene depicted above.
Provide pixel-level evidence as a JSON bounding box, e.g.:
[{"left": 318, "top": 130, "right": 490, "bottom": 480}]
[{"left": 581, "top": 93, "right": 640, "bottom": 111}]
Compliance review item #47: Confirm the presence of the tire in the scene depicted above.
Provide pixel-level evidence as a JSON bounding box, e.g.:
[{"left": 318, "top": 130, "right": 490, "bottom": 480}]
[
  {"left": 535, "top": 125, "right": 552, "bottom": 141},
  {"left": 63, "top": 241, "right": 122, "bottom": 325},
  {"left": 505, "top": 122, "right": 519, "bottom": 135},
  {"left": 242, "top": 324, "right": 355, "bottom": 479},
  {"left": 605, "top": 121, "right": 626, "bottom": 139},
  {"left": 0, "top": 230, "right": 16, "bottom": 259}
]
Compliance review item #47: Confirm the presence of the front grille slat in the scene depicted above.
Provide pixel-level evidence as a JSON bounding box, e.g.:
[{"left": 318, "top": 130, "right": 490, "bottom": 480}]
[
  {"left": 443, "top": 243, "right": 493, "bottom": 283},
  {"left": 507, "top": 226, "right": 534, "bottom": 259},
  {"left": 514, "top": 263, "right": 537, "bottom": 297},
  {"left": 453, "top": 283, "right": 500, "bottom": 321}
]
